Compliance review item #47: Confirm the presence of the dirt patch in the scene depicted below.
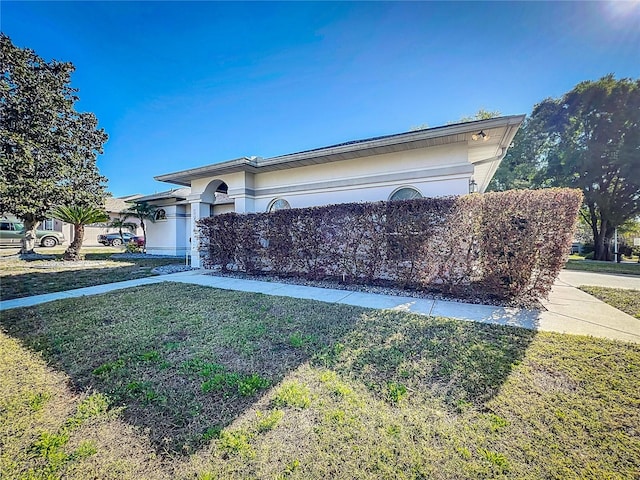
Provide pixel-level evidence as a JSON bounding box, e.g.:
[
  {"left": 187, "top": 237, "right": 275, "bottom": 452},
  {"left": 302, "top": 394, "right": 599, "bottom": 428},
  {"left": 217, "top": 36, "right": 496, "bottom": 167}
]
[{"left": 531, "top": 364, "right": 580, "bottom": 393}]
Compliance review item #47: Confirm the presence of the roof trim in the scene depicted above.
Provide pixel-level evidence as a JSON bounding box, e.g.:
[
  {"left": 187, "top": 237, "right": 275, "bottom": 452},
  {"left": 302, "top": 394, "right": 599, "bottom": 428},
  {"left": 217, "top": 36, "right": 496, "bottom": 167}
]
[
  {"left": 134, "top": 188, "right": 191, "bottom": 203},
  {"left": 155, "top": 115, "right": 526, "bottom": 186}
]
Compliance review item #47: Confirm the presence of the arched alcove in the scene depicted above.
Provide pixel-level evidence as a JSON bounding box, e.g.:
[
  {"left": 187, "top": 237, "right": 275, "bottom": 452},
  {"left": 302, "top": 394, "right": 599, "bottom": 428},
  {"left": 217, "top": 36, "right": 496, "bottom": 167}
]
[{"left": 200, "top": 179, "right": 229, "bottom": 204}]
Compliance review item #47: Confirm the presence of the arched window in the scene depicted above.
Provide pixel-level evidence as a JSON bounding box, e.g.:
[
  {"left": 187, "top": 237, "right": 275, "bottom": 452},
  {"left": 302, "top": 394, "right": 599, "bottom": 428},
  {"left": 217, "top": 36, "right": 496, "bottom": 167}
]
[
  {"left": 155, "top": 209, "right": 167, "bottom": 221},
  {"left": 268, "top": 198, "right": 291, "bottom": 212},
  {"left": 389, "top": 187, "right": 423, "bottom": 201}
]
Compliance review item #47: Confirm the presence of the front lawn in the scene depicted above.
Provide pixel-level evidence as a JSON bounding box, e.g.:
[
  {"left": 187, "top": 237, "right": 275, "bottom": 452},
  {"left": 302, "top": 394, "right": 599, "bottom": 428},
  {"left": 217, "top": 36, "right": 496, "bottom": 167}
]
[
  {"left": 580, "top": 286, "right": 640, "bottom": 319},
  {"left": 565, "top": 258, "right": 640, "bottom": 275},
  {"left": 0, "top": 254, "right": 179, "bottom": 301},
  {"left": 1, "top": 283, "right": 638, "bottom": 479}
]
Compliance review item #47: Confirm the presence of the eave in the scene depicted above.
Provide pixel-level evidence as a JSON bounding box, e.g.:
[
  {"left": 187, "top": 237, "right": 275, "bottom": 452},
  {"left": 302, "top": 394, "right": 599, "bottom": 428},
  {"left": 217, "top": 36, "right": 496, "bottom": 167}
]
[{"left": 155, "top": 115, "right": 525, "bottom": 187}]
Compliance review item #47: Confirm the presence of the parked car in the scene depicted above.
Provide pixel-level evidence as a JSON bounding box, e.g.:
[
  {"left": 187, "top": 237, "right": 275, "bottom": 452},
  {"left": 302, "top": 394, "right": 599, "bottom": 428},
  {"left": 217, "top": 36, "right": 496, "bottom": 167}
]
[
  {"left": 130, "top": 236, "right": 145, "bottom": 247},
  {"left": 97, "top": 232, "right": 136, "bottom": 246},
  {"left": 0, "top": 220, "right": 65, "bottom": 247}
]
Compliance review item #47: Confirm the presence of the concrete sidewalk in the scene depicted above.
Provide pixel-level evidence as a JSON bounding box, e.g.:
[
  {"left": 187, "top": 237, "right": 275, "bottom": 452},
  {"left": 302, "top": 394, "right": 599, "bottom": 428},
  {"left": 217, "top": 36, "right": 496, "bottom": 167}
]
[
  {"left": 556, "top": 269, "right": 640, "bottom": 290},
  {"left": 1, "top": 269, "right": 639, "bottom": 344}
]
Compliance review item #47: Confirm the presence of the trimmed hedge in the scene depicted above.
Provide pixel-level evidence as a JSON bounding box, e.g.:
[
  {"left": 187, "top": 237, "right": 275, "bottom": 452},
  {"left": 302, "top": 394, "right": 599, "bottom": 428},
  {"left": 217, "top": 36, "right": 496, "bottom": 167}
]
[{"left": 198, "top": 188, "right": 583, "bottom": 304}]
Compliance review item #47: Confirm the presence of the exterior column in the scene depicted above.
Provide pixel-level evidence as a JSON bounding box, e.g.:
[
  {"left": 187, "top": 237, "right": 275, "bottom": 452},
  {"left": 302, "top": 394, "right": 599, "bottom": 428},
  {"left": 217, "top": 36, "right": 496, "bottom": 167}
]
[
  {"left": 233, "top": 196, "right": 255, "bottom": 213},
  {"left": 189, "top": 200, "right": 210, "bottom": 268}
]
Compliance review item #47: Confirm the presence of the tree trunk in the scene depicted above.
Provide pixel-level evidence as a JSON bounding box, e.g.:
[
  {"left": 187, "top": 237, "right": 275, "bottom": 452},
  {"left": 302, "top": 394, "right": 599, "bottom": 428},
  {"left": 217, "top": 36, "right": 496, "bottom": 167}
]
[
  {"left": 593, "top": 219, "right": 611, "bottom": 261},
  {"left": 64, "top": 224, "right": 84, "bottom": 261},
  {"left": 20, "top": 218, "right": 40, "bottom": 254},
  {"left": 141, "top": 220, "right": 146, "bottom": 253}
]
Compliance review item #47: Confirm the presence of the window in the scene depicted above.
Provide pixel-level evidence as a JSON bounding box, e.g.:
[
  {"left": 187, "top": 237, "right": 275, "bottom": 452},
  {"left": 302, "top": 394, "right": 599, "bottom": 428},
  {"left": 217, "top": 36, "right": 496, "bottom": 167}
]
[
  {"left": 43, "top": 218, "right": 54, "bottom": 230},
  {"left": 268, "top": 198, "right": 291, "bottom": 212},
  {"left": 155, "top": 209, "right": 167, "bottom": 221},
  {"left": 0, "top": 222, "right": 11, "bottom": 231},
  {"left": 389, "top": 187, "right": 423, "bottom": 201}
]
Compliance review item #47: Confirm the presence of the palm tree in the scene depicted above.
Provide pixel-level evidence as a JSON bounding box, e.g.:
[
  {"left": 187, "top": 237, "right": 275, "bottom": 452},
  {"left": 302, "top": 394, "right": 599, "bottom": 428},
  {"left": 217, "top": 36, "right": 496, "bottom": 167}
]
[
  {"left": 109, "top": 214, "right": 138, "bottom": 244},
  {"left": 51, "top": 205, "right": 109, "bottom": 261},
  {"left": 124, "top": 201, "right": 157, "bottom": 253}
]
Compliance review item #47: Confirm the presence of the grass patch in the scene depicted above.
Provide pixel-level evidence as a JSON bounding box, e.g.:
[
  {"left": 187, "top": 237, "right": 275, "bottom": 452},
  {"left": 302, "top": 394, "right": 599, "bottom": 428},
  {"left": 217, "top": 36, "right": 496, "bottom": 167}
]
[
  {"left": 0, "top": 253, "right": 179, "bottom": 301},
  {"left": 273, "top": 381, "right": 312, "bottom": 409},
  {"left": 565, "top": 258, "right": 640, "bottom": 275},
  {"left": 256, "top": 409, "right": 284, "bottom": 432},
  {"left": 580, "top": 286, "right": 640, "bottom": 319},
  {"left": 1, "top": 282, "right": 639, "bottom": 478}
]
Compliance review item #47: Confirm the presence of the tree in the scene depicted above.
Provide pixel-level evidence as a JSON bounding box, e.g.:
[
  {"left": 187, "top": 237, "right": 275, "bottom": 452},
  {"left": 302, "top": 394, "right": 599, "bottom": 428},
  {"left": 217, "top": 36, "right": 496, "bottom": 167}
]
[
  {"left": 109, "top": 214, "right": 138, "bottom": 244},
  {"left": 540, "top": 76, "right": 640, "bottom": 260},
  {"left": 51, "top": 205, "right": 108, "bottom": 261},
  {"left": 124, "top": 202, "right": 157, "bottom": 252},
  {"left": 488, "top": 75, "right": 640, "bottom": 261},
  {"left": 0, "top": 34, "right": 108, "bottom": 254},
  {"left": 487, "top": 117, "right": 544, "bottom": 191},
  {"left": 410, "top": 109, "right": 501, "bottom": 132},
  {"left": 457, "top": 108, "right": 502, "bottom": 123}
]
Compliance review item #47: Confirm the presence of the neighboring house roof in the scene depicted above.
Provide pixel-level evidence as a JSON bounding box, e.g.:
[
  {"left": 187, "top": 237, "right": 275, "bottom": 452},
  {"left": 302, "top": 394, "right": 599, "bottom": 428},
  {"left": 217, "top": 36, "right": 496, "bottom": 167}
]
[
  {"left": 119, "top": 194, "right": 144, "bottom": 202},
  {"left": 104, "top": 195, "right": 142, "bottom": 214},
  {"left": 155, "top": 115, "right": 525, "bottom": 188}
]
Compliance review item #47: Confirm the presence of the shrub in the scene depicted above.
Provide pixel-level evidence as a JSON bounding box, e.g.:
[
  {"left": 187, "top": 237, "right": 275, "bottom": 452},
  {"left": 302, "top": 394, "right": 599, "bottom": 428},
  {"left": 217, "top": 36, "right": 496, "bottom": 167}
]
[
  {"left": 582, "top": 242, "right": 594, "bottom": 254},
  {"left": 125, "top": 241, "right": 142, "bottom": 253},
  {"left": 198, "top": 188, "right": 582, "bottom": 304}
]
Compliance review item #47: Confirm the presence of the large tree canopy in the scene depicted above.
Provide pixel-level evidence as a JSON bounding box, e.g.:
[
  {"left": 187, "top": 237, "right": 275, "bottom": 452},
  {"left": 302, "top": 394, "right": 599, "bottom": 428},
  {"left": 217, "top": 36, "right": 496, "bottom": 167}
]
[
  {"left": 489, "top": 75, "right": 640, "bottom": 260},
  {"left": 0, "top": 34, "right": 108, "bottom": 253}
]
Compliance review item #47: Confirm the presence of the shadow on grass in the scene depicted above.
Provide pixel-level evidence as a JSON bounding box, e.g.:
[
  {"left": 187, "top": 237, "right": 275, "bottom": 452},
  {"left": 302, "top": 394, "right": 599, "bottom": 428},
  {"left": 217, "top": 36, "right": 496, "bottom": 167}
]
[{"left": 0, "top": 282, "right": 536, "bottom": 454}]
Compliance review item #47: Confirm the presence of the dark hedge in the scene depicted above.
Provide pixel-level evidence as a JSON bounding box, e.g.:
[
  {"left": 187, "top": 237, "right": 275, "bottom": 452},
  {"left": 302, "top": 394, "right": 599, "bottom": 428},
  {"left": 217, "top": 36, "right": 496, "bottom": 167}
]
[{"left": 198, "top": 188, "right": 583, "bottom": 304}]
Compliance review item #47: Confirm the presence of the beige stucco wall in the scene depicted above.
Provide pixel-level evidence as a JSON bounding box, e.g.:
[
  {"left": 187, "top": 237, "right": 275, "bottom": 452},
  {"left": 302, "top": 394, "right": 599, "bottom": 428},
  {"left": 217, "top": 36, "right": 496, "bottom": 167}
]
[
  {"left": 212, "top": 203, "right": 235, "bottom": 215},
  {"left": 188, "top": 142, "right": 472, "bottom": 214},
  {"left": 253, "top": 177, "right": 469, "bottom": 212},
  {"left": 146, "top": 203, "right": 190, "bottom": 257},
  {"left": 255, "top": 142, "right": 467, "bottom": 191}
]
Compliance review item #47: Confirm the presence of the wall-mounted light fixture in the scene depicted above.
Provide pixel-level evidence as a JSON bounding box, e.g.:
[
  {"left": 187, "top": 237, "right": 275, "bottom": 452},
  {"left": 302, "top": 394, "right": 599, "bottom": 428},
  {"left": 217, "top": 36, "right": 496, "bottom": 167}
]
[
  {"left": 469, "top": 179, "right": 478, "bottom": 194},
  {"left": 471, "top": 130, "right": 489, "bottom": 142}
]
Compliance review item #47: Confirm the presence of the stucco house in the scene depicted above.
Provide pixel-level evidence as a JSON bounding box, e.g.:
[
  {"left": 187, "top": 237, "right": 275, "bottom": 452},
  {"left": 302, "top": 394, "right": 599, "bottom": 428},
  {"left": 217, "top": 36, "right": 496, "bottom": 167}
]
[{"left": 141, "top": 115, "right": 525, "bottom": 266}]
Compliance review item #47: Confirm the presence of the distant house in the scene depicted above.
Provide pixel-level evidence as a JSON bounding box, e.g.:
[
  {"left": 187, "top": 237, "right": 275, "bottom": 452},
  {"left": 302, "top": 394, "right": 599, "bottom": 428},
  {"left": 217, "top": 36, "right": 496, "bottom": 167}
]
[
  {"left": 2, "top": 195, "right": 144, "bottom": 247},
  {"left": 140, "top": 116, "right": 525, "bottom": 266},
  {"left": 62, "top": 195, "right": 144, "bottom": 246}
]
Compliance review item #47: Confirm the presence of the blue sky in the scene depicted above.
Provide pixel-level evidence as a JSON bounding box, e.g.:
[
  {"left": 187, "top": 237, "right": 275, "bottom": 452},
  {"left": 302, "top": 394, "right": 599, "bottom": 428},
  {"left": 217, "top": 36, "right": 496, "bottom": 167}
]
[{"left": 3, "top": 1, "right": 639, "bottom": 197}]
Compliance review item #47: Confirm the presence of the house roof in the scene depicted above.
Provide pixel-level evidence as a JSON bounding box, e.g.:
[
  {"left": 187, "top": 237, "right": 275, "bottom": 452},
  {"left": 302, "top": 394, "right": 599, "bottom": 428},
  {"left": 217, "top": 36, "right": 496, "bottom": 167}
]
[
  {"left": 134, "top": 188, "right": 192, "bottom": 203},
  {"left": 104, "top": 195, "right": 143, "bottom": 213},
  {"left": 134, "top": 188, "right": 234, "bottom": 206},
  {"left": 155, "top": 115, "right": 525, "bottom": 189}
]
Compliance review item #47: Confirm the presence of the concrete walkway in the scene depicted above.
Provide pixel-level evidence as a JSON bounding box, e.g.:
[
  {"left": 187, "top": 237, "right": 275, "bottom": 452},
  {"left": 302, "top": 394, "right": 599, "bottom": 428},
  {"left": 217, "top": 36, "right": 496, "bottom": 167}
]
[
  {"left": 1, "top": 269, "right": 639, "bottom": 344},
  {"left": 538, "top": 270, "right": 640, "bottom": 343}
]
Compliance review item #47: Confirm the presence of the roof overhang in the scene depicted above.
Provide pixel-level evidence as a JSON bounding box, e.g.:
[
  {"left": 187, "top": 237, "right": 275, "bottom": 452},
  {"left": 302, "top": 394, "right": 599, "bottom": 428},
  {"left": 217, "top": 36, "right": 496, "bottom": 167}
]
[
  {"left": 155, "top": 115, "right": 525, "bottom": 188},
  {"left": 134, "top": 188, "right": 191, "bottom": 203}
]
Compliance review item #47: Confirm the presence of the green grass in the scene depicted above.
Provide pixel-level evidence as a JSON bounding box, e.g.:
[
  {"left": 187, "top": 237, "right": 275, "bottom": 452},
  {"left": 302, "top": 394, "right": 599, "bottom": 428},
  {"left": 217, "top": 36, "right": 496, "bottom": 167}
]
[
  {"left": 565, "top": 258, "right": 640, "bottom": 275},
  {"left": 580, "top": 286, "right": 640, "bottom": 319},
  {"left": 1, "top": 282, "right": 639, "bottom": 479},
  {"left": 0, "top": 252, "right": 179, "bottom": 301}
]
